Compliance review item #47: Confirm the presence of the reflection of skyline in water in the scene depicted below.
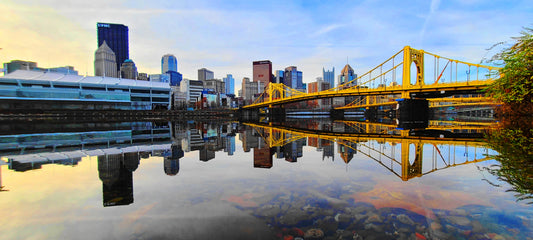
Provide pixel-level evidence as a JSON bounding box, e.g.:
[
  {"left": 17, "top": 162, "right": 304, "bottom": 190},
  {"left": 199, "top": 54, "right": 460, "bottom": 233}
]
[
  {"left": 0, "top": 118, "right": 498, "bottom": 207},
  {"left": 1, "top": 118, "right": 532, "bottom": 239},
  {"left": 0, "top": 119, "right": 496, "bottom": 202},
  {"left": 0, "top": 119, "right": 494, "bottom": 179}
]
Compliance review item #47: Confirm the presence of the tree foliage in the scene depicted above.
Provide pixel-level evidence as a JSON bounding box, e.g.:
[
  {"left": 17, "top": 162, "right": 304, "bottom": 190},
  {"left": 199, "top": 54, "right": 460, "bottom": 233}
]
[
  {"left": 484, "top": 125, "right": 533, "bottom": 204},
  {"left": 482, "top": 28, "right": 533, "bottom": 204},
  {"left": 486, "top": 27, "right": 533, "bottom": 115}
]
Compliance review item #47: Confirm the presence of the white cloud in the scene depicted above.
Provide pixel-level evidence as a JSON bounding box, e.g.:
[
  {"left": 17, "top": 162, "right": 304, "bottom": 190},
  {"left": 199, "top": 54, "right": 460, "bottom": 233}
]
[{"left": 1, "top": 0, "right": 530, "bottom": 88}]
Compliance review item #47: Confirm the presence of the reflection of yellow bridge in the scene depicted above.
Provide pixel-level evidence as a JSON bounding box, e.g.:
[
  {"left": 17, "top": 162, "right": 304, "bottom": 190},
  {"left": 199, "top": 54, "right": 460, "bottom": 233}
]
[
  {"left": 243, "top": 46, "right": 499, "bottom": 109},
  {"left": 244, "top": 121, "right": 493, "bottom": 181}
]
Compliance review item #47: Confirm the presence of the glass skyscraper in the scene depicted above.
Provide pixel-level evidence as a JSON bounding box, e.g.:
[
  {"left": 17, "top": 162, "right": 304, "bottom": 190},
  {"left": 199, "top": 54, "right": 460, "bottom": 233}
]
[
  {"left": 284, "top": 66, "right": 303, "bottom": 90},
  {"left": 161, "top": 54, "right": 178, "bottom": 73},
  {"left": 223, "top": 74, "right": 235, "bottom": 95},
  {"left": 323, "top": 67, "right": 335, "bottom": 88},
  {"left": 97, "top": 23, "right": 129, "bottom": 73}
]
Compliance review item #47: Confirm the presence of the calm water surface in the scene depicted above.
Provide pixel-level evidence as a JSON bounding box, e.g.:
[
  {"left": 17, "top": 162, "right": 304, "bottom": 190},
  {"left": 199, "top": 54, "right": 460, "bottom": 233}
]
[{"left": 0, "top": 118, "right": 531, "bottom": 240}]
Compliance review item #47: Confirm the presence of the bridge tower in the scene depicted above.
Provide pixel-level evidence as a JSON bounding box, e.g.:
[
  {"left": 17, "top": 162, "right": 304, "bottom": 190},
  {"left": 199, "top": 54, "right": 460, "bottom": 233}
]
[
  {"left": 397, "top": 46, "right": 429, "bottom": 123},
  {"left": 402, "top": 46, "right": 425, "bottom": 98}
]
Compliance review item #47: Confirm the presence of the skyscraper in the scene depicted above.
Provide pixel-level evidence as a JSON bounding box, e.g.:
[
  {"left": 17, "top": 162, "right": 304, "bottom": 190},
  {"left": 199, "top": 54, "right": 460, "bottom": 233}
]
[
  {"left": 120, "top": 59, "right": 138, "bottom": 80},
  {"left": 198, "top": 68, "right": 214, "bottom": 82},
  {"left": 253, "top": 60, "right": 272, "bottom": 88},
  {"left": 223, "top": 74, "right": 235, "bottom": 95},
  {"left": 94, "top": 41, "right": 118, "bottom": 78},
  {"left": 284, "top": 66, "right": 303, "bottom": 90},
  {"left": 274, "top": 70, "right": 284, "bottom": 84},
  {"left": 338, "top": 64, "right": 357, "bottom": 87},
  {"left": 161, "top": 54, "right": 177, "bottom": 73},
  {"left": 97, "top": 22, "right": 129, "bottom": 73},
  {"left": 337, "top": 64, "right": 358, "bottom": 106},
  {"left": 323, "top": 67, "right": 335, "bottom": 89}
]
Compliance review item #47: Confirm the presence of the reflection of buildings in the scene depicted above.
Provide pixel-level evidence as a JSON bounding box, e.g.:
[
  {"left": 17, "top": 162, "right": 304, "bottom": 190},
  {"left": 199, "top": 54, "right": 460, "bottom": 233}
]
[
  {"left": 338, "top": 141, "right": 357, "bottom": 164},
  {"left": 98, "top": 152, "right": 136, "bottom": 207},
  {"left": 224, "top": 136, "right": 236, "bottom": 156},
  {"left": 284, "top": 138, "right": 306, "bottom": 163},
  {"left": 164, "top": 144, "right": 184, "bottom": 176},
  {"left": 309, "top": 137, "right": 334, "bottom": 161},
  {"left": 253, "top": 138, "right": 272, "bottom": 168},
  {"left": 240, "top": 128, "right": 259, "bottom": 152},
  {"left": 323, "top": 143, "right": 334, "bottom": 161}
]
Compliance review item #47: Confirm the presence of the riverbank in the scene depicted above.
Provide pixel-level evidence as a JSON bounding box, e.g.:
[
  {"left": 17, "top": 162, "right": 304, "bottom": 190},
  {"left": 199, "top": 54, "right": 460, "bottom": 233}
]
[{"left": 0, "top": 109, "right": 237, "bottom": 121}]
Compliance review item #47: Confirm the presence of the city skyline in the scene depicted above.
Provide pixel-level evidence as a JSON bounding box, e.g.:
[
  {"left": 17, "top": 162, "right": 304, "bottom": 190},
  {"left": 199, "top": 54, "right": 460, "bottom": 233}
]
[{"left": 0, "top": 0, "right": 531, "bottom": 93}]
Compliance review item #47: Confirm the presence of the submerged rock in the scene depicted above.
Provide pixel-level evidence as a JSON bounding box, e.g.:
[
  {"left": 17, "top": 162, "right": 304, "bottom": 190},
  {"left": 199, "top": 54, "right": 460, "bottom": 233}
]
[
  {"left": 304, "top": 228, "right": 324, "bottom": 239},
  {"left": 446, "top": 216, "right": 472, "bottom": 227},
  {"left": 396, "top": 214, "right": 415, "bottom": 225}
]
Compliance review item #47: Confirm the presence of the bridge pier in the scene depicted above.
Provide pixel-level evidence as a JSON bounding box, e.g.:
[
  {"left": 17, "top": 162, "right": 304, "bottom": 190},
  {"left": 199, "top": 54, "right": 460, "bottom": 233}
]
[
  {"left": 396, "top": 99, "right": 429, "bottom": 129},
  {"left": 238, "top": 108, "right": 260, "bottom": 121},
  {"left": 268, "top": 107, "right": 286, "bottom": 122},
  {"left": 330, "top": 109, "right": 344, "bottom": 120},
  {"left": 364, "top": 107, "right": 378, "bottom": 121}
]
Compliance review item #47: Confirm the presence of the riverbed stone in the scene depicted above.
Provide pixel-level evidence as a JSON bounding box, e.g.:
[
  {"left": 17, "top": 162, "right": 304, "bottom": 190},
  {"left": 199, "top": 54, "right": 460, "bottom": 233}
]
[
  {"left": 430, "top": 222, "right": 442, "bottom": 231},
  {"left": 364, "top": 214, "right": 383, "bottom": 224},
  {"left": 317, "top": 216, "right": 338, "bottom": 235},
  {"left": 396, "top": 214, "right": 415, "bottom": 225},
  {"left": 304, "top": 228, "right": 324, "bottom": 239},
  {"left": 256, "top": 204, "right": 280, "bottom": 218},
  {"left": 279, "top": 209, "right": 308, "bottom": 226},
  {"left": 446, "top": 216, "right": 472, "bottom": 227}
]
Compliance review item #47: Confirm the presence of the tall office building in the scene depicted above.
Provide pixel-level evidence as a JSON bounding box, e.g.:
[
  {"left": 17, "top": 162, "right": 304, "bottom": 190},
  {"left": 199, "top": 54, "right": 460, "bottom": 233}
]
[
  {"left": 94, "top": 41, "right": 118, "bottom": 78},
  {"left": 308, "top": 78, "right": 331, "bottom": 109},
  {"left": 223, "top": 74, "right": 235, "bottom": 95},
  {"left": 323, "top": 67, "right": 335, "bottom": 89},
  {"left": 274, "top": 70, "right": 284, "bottom": 84},
  {"left": 120, "top": 59, "right": 138, "bottom": 80},
  {"left": 198, "top": 68, "right": 214, "bottom": 82},
  {"left": 336, "top": 64, "right": 358, "bottom": 106},
  {"left": 161, "top": 54, "right": 177, "bottom": 73},
  {"left": 241, "top": 77, "right": 264, "bottom": 105},
  {"left": 97, "top": 23, "right": 129, "bottom": 73},
  {"left": 338, "top": 64, "right": 357, "bottom": 87},
  {"left": 284, "top": 66, "right": 303, "bottom": 90},
  {"left": 252, "top": 60, "right": 272, "bottom": 88}
]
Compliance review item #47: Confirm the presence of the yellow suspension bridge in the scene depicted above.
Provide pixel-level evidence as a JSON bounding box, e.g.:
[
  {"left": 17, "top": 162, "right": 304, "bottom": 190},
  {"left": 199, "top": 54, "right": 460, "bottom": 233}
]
[{"left": 243, "top": 46, "right": 499, "bottom": 110}]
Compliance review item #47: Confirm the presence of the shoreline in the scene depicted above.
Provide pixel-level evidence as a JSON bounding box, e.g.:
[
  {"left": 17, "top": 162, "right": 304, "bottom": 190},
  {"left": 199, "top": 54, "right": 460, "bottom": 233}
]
[{"left": 0, "top": 109, "right": 237, "bottom": 121}]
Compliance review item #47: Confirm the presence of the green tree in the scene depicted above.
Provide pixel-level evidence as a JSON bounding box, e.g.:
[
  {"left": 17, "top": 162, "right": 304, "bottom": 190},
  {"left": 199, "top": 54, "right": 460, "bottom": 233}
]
[
  {"left": 482, "top": 27, "right": 533, "bottom": 204},
  {"left": 486, "top": 27, "right": 533, "bottom": 115}
]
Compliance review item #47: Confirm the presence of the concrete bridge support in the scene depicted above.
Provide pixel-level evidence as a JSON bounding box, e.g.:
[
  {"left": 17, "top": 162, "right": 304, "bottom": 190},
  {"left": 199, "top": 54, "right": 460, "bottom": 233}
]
[
  {"left": 268, "top": 107, "right": 286, "bottom": 122},
  {"left": 396, "top": 99, "right": 429, "bottom": 129},
  {"left": 330, "top": 109, "right": 344, "bottom": 120},
  {"left": 238, "top": 108, "right": 260, "bottom": 121},
  {"left": 364, "top": 107, "right": 378, "bottom": 121}
]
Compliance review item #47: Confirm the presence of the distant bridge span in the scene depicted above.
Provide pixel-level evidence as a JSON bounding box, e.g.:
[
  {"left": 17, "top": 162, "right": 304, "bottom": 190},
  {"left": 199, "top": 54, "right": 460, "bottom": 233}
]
[{"left": 243, "top": 46, "right": 499, "bottom": 110}]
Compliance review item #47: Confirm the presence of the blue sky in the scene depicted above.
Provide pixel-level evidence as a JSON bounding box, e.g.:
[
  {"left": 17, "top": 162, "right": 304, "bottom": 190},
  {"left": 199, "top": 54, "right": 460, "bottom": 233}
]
[{"left": 1, "top": 0, "right": 531, "bottom": 91}]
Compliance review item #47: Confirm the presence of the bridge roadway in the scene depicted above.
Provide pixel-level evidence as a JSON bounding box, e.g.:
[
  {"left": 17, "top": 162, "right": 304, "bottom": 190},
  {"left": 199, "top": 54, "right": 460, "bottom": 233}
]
[{"left": 243, "top": 80, "right": 493, "bottom": 109}]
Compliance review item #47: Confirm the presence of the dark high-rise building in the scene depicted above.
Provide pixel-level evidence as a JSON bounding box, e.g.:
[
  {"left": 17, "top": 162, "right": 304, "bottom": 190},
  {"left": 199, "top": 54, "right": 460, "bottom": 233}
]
[
  {"left": 284, "top": 66, "right": 303, "bottom": 90},
  {"left": 198, "top": 68, "right": 214, "bottom": 82},
  {"left": 97, "top": 22, "right": 129, "bottom": 73}
]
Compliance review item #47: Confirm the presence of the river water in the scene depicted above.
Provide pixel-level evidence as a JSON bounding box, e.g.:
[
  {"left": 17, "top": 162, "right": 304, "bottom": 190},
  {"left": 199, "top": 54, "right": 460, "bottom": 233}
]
[{"left": 0, "top": 118, "right": 531, "bottom": 240}]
